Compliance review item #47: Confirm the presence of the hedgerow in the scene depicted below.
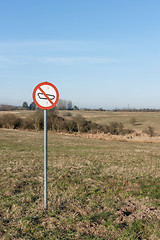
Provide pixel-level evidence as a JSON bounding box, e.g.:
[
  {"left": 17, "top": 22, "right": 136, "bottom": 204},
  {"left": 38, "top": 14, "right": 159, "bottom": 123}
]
[{"left": 0, "top": 110, "right": 134, "bottom": 135}]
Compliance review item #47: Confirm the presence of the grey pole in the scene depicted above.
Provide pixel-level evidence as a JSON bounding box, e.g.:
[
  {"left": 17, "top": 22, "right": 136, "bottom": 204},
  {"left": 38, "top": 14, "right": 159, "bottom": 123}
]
[{"left": 44, "top": 109, "right": 48, "bottom": 210}]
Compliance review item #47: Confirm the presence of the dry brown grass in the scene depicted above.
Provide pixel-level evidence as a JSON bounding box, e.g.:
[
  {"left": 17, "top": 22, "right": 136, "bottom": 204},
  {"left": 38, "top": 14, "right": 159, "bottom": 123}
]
[
  {"left": 0, "top": 127, "right": 160, "bottom": 239},
  {"left": 59, "top": 110, "right": 160, "bottom": 135}
]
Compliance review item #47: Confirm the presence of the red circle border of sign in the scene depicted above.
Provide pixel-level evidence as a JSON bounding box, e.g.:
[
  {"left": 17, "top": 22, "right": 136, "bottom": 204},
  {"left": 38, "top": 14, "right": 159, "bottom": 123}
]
[{"left": 33, "top": 82, "right": 59, "bottom": 110}]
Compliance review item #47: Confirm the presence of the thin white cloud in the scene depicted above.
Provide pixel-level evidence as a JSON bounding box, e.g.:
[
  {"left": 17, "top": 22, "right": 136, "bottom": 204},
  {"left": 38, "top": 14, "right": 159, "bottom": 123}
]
[
  {"left": 0, "top": 56, "right": 15, "bottom": 69},
  {"left": 0, "top": 55, "right": 29, "bottom": 67},
  {"left": 0, "top": 40, "right": 123, "bottom": 67},
  {"left": 44, "top": 56, "right": 117, "bottom": 64},
  {"left": 0, "top": 54, "right": 120, "bottom": 68},
  {"left": 0, "top": 40, "right": 85, "bottom": 47},
  {"left": 0, "top": 40, "right": 114, "bottom": 53},
  {"left": 0, "top": 56, "right": 11, "bottom": 63}
]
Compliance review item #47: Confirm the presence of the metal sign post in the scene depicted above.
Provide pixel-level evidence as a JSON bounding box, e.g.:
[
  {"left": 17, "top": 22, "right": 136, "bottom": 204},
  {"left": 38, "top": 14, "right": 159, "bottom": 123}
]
[
  {"left": 33, "top": 82, "right": 59, "bottom": 211},
  {"left": 44, "top": 109, "right": 48, "bottom": 210}
]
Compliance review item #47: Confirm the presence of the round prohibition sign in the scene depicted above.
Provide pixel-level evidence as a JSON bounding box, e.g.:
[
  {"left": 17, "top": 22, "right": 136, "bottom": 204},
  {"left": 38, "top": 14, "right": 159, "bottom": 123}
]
[{"left": 33, "top": 82, "right": 59, "bottom": 110}]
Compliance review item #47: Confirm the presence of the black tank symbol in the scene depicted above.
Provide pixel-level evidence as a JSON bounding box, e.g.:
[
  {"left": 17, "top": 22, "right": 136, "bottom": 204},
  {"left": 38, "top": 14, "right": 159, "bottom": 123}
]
[{"left": 38, "top": 93, "right": 55, "bottom": 100}]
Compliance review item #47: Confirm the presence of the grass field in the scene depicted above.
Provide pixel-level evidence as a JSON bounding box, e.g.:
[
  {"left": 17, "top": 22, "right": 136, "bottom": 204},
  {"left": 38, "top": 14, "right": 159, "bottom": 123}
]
[
  {"left": 60, "top": 110, "right": 160, "bottom": 135},
  {"left": 0, "top": 123, "right": 160, "bottom": 239}
]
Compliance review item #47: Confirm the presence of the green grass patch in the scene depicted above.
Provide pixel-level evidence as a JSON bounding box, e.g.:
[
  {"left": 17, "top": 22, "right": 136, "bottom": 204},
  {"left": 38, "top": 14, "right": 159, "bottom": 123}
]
[
  {"left": 131, "top": 176, "right": 160, "bottom": 205},
  {"left": 0, "top": 129, "right": 159, "bottom": 239}
]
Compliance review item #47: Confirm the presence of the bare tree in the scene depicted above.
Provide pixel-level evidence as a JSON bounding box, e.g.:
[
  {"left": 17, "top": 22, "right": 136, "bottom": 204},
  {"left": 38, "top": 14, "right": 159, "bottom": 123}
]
[{"left": 67, "top": 100, "right": 72, "bottom": 110}]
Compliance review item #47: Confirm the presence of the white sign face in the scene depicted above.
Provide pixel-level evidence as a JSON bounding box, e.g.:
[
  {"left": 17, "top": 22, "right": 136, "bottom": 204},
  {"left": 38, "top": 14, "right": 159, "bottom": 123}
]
[{"left": 33, "top": 82, "right": 59, "bottom": 110}]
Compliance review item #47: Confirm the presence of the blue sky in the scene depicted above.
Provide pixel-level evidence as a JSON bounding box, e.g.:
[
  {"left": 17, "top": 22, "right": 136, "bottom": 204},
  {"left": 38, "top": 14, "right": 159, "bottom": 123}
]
[{"left": 0, "top": 0, "right": 160, "bottom": 109}]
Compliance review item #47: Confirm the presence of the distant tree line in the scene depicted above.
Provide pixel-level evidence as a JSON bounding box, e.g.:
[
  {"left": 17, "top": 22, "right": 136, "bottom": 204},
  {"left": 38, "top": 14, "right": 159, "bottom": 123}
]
[
  {"left": 56, "top": 99, "right": 72, "bottom": 110},
  {"left": 0, "top": 103, "right": 37, "bottom": 111},
  {"left": 1, "top": 103, "right": 160, "bottom": 112},
  {"left": 113, "top": 108, "right": 160, "bottom": 112},
  {"left": 22, "top": 101, "right": 36, "bottom": 110},
  {"left": 21, "top": 99, "right": 79, "bottom": 111},
  {"left": 0, "top": 99, "right": 79, "bottom": 111},
  {"left": 0, "top": 105, "right": 19, "bottom": 111}
]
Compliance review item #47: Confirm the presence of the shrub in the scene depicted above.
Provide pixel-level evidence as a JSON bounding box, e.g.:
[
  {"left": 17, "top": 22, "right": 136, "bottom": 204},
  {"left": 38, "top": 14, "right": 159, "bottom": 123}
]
[
  {"left": 144, "top": 126, "right": 155, "bottom": 137},
  {"left": 0, "top": 112, "right": 134, "bottom": 136},
  {"left": 65, "top": 120, "right": 78, "bottom": 133},
  {"left": 102, "top": 125, "right": 109, "bottom": 134},
  {"left": 22, "top": 117, "right": 35, "bottom": 130},
  {"left": 103, "top": 122, "right": 134, "bottom": 135},
  {"left": 108, "top": 122, "right": 124, "bottom": 135},
  {"left": 32, "top": 110, "right": 44, "bottom": 131},
  {"left": 48, "top": 108, "right": 58, "bottom": 119},
  {"left": 31, "top": 108, "right": 59, "bottom": 131},
  {"left": 0, "top": 114, "right": 22, "bottom": 129},
  {"left": 74, "top": 115, "right": 92, "bottom": 133},
  {"left": 88, "top": 122, "right": 104, "bottom": 134},
  {"left": 48, "top": 112, "right": 68, "bottom": 132},
  {"left": 52, "top": 116, "right": 68, "bottom": 132}
]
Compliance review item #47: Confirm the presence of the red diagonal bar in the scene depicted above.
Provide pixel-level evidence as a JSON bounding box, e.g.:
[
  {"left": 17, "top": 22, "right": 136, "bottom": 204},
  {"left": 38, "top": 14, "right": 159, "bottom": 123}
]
[{"left": 38, "top": 86, "right": 54, "bottom": 106}]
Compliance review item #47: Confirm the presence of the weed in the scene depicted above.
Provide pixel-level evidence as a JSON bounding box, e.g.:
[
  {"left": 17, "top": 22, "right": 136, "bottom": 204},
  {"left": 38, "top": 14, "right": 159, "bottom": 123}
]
[{"left": 144, "top": 126, "right": 155, "bottom": 137}]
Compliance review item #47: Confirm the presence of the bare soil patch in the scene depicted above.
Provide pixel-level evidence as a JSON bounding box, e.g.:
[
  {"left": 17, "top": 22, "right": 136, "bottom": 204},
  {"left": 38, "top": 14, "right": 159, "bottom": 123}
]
[{"left": 115, "top": 197, "right": 160, "bottom": 224}]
